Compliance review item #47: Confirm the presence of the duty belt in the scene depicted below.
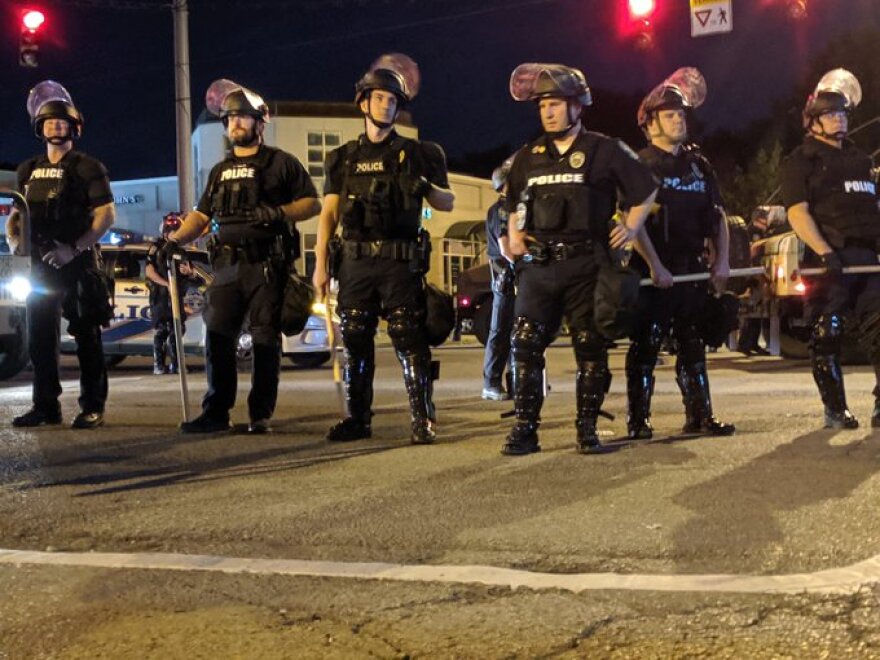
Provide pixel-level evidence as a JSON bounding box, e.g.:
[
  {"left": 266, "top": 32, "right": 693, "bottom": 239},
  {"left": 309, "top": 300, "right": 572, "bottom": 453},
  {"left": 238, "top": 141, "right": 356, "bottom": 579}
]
[
  {"left": 343, "top": 239, "right": 418, "bottom": 260},
  {"left": 209, "top": 235, "right": 285, "bottom": 263},
  {"left": 524, "top": 240, "right": 592, "bottom": 264}
]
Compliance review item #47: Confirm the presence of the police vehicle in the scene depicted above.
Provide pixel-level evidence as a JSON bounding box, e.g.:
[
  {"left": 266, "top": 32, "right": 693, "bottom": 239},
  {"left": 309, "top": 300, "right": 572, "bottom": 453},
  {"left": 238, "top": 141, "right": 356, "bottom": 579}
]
[
  {"left": 0, "top": 233, "right": 30, "bottom": 380},
  {"left": 59, "top": 231, "right": 336, "bottom": 369}
]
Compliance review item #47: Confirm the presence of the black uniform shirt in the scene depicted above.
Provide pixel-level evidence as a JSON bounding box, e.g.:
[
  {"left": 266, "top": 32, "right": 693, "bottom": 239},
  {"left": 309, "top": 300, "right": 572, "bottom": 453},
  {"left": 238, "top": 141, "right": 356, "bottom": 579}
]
[
  {"left": 485, "top": 199, "right": 508, "bottom": 261},
  {"left": 17, "top": 150, "right": 113, "bottom": 246},
  {"left": 197, "top": 145, "right": 317, "bottom": 243},
  {"left": 780, "top": 136, "right": 880, "bottom": 244},
  {"left": 637, "top": 144, "right": 723, "bottom": 273},
  {"left": 505, "top": 131, "right": 657, "bottom": 241},
  {"left": 323, "top": 131, "right": 450, "bottom": 196}
]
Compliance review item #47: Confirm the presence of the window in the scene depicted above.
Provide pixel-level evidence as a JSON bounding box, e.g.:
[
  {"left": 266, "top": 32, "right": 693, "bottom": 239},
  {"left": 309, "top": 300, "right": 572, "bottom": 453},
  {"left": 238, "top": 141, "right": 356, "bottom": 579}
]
[{"left": 305, "top": 131, "right": 342, "bottom": 180}]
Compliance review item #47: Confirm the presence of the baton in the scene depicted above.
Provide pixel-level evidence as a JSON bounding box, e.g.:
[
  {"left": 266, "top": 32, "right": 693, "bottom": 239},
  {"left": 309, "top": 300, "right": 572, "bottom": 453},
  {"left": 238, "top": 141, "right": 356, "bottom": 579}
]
[
  {"left": 322, "top": 291, "right": 346, "bottom": 416},
  {"left": 639, "top": 264, "right": 880, "bottom": 287},
  {"left": 167, "top": 253, "right": 191, "bottom": 423}
]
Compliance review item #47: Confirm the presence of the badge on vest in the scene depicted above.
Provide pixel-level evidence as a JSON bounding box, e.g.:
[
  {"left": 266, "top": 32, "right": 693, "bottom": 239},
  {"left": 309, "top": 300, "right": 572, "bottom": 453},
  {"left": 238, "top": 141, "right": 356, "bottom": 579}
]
[
  {"left": 531, "top": 145, "right": 546, "bottom": 154},
  {"left": 569, "top": 151, "right": 586, "bottom": 169}
]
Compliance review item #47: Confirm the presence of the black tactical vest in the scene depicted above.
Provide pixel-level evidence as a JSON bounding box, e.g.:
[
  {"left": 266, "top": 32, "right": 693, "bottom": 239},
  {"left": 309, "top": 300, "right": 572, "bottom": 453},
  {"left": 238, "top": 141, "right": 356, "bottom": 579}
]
[
  {"left": 209, "top": 147, "right": 274, "bottom": 243},
  {"left": 23, "top": 152, "right": 92, "bottom": 250},
  {"left": 639, "top": 145, "right": 715, "bottom": 269},
  {"left": 519, "top": 132, "right": 613, "bottom": 243},
  {"left": 807, "top": 143, "right": 880, "bottom": 244},
  {"left": 338, "top": 135, "right": 423, "bottom": 241}
]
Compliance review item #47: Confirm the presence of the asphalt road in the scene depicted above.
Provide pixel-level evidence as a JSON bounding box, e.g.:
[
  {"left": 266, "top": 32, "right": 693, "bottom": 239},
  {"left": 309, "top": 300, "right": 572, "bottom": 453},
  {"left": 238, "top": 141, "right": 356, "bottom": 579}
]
[{"left": 1, "top": 344, "right": 879, "bottom": 658}]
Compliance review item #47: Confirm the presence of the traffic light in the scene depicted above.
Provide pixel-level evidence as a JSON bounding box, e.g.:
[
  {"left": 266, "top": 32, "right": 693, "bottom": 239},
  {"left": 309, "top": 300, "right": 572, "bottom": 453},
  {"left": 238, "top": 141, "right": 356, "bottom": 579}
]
[
  {"left": 19, "top": 9, "right": 45, "bottom": 68},
  {"left": 787, "top": 0, "right": 807, "bottom": 19},
  {"left": 628, "top": 0, "right": 656, "bottom": 50}
]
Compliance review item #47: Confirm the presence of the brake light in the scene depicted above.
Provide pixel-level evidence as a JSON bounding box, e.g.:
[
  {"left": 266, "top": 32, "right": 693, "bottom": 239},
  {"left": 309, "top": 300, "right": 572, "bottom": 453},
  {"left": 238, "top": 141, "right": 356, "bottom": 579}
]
[
  {"left": 795, "top": 281, "right": 806, "bottom": 294},
  {"left": 458, "top": 296, "right": 471, "bottom": 308}
]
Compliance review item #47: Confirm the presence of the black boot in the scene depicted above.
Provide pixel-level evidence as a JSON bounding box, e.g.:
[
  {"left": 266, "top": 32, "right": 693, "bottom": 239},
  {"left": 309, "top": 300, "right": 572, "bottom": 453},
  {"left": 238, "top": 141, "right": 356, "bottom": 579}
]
[
  {"left": 677, "top": 362, "right": 736, "bottom": 436},
  {"left": 811, "top": 354, "right": 858, "bottom": 429},
  {"left": 576, "top": 362, "right": 614, "bottom": 454},
  {"left": 626, "top": 366, "right": 655, "bottom": 440},
  {"left": 502, "top": 322, "right": 546, "bottom": 456},
  {"left": 153, "top": 331, "right": 167, "bottom": 375},
  {"left": 327, "top": 345, "right": 374, "bottom": 442},
  {"left": 398, "top": 350, "right": 436, "bottom": 445}
]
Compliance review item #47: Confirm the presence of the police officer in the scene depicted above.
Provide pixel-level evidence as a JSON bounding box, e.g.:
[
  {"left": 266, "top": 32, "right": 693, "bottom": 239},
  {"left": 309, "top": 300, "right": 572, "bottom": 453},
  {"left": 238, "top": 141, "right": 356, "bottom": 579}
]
[
  {"left": 146, "top": 212, "right": 194, "bottom": 375},
  {"left": 163, "top": 80, "right": 320, "bottom": 434},
  {"left": 6, "top": 81, "right": 116, "bottom": 429},
  {"left": 780, "top": 68, "right": 880, "bottom": 429},
  {"left": 626, "top": 68, "right": 735, "bottom": 440},
  {"left": 481, "top": 157, "right": 516, "bottom": 401},
  {"left": 503, "top": 63, "right": 658, "bottom": 455},
  {"left": 312, "top": 54, "right": 455, "bottom": 445}
]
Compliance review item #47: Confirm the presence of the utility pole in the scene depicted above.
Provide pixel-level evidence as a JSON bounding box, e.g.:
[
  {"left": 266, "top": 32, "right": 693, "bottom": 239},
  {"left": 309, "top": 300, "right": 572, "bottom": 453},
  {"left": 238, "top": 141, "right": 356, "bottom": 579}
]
[{"left": 173, "top": 0, "right": 194, "bottom": 213}]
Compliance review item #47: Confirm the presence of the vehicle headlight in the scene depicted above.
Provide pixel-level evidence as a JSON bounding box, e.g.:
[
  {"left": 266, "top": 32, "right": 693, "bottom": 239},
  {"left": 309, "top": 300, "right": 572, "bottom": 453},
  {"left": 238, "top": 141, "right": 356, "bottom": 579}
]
[
  {"left": 5, "top": 276, "right": 32, "bottom": 302},
  {"left": 311, "top": 301, "right": 327, "bottom": 316}
]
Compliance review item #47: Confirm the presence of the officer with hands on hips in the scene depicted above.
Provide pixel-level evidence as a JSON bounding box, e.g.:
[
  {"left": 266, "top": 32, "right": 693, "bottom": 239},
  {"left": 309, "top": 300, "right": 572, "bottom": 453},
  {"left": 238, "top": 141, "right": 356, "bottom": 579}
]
[
  {"left": 162, "top": 79, "right": 320, "bottom": 434},
  {"left": 481, "top": 157, "right": 516, "bottom": 401},
  {"left": 503, "top": 63, "right": 658, "bottom": 456},
  {"left": 781, "top": 68, "right": 880, "bottom": 429},
  {"left": 312, "top": 53, "right": 455, "bottom": 445},
  {"left": 626, "top": 68, "right": 735, "bottom": 440},
  {"left": 8, "top": 80, "right": 116, "bottom": 429}
]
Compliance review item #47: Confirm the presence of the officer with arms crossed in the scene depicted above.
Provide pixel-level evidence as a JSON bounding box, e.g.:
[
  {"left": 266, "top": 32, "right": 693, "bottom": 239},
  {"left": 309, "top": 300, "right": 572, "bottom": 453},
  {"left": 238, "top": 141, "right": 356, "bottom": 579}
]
[
  {"left": 146, "top": 212, "right": 195, "bottom": 375},
  {"left": 503, "top": 63, "right": 657, "bottom": 455},
  {"left": 626, "top": 68, "right": 735, "bottom": 439},
  {"left": 312, "top": 54, "right": 455, "bottom": 445},
  {"left": 7, "top": 81, "right": 116, "bottom": 429},
  {"left": 481, "top": 157, "right": 516, "bottom": 401},
  {"left": 163, "top": 80, "right": 320, "bottom": 434},
  {"left": 781, "top": 69, "right": 880, "bottom": 429}
]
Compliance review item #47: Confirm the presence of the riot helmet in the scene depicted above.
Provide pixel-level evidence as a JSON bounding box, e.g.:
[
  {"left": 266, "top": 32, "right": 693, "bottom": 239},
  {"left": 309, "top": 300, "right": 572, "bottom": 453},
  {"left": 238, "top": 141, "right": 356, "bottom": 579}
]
[
  {"left": 355, "top": 53, "right": 420, "bottom": 129},
  {"left": 510, "top": 63, "right": 591, "bottom": 139},
  {"left": 206, "top": 79, "right": 270, "bottom": 127},
  {"left": 27, "top": 80, "right": 83, "bottom": 143},
  {"left": 637, "top": 67, "right": 706, "bottom": 140},
  {"left": 803, "top": 68, "right": 861, "bottom": 140},
  {"left": 160, "top": 212, "right": 183, "bottom": 236}
]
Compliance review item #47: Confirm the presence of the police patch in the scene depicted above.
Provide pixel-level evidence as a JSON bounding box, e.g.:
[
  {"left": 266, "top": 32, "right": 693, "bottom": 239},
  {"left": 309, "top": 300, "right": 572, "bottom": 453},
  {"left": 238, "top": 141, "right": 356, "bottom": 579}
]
[
  {"left": 569, "top": 151, "right": 586, "bottom": 169},
  {"left": 516, "top": 202, "right": 528, "bottom": 230}
]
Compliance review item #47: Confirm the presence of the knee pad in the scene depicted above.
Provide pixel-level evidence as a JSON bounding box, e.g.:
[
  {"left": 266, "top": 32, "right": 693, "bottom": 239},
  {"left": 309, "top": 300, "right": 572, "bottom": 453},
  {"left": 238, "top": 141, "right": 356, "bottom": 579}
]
[
  {"left": 511, "top": 317, "right": 550, "bottom": 360},
  {"left": 572, "top": 328, "right": 607, "bottom": 363},
  {"left": 810, "top": 314, "right": 844, "bottom": 355},
  {"left": 340, "top": 308, "right": 378, "bottom": 352},
  {"left": 386, "top": 305, "right": 427, "bottom": 353},
  {"left": 628, "top": 321, "right": 666, "bottom": 367},
  {"left": 674, "top": 324, "right": 705, "bottom": 366}
]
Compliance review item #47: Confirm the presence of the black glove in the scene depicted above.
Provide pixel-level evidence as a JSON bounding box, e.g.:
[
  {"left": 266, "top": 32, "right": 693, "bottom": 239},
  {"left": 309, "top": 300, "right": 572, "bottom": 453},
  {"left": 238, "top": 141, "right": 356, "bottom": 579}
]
[
  {"left": 400, "top": 173, "right": 433, "bottom": 198},
  {"left": 157, "top": 238, "right": 184, "bottom": 266},
  {"left": 250, "top": 205, "right": 286, "bottom": 228},
  {"left": 820, "top": 250, "right": 843, "bottom": 281}
]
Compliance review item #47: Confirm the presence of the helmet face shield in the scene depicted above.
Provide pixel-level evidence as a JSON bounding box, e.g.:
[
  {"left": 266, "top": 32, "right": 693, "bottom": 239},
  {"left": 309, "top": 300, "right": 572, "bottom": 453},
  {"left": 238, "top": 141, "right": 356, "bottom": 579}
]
[
  {"left": 491, "top": 156, "right": 514, "bottom": 192},
  {"left": 510, "top": 63, "right": 591, "bottom": 105},
  {"left": 206, "top": 79, "right": 270, "bottom": 123},
  {"left": 27, "top": 80, "right": 82, "bottom": 139},
  {"left": 803, "top": 68, "right": 861, "bottom": 133},
  {"left": 637, "top": 67, "right": 706, "bottom": 127},
  {"left": 355, "top": 52, "right": 420, "bottom": 104}
]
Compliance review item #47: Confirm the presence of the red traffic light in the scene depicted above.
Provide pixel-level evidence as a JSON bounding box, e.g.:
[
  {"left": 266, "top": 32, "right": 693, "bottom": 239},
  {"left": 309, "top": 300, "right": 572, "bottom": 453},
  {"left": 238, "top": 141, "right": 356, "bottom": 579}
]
[
  {"left": 628, "top": 0, "right": 656, "bottom": 20},
  {"left": 22, "top": 9, "right": 45, "bottom": 31}
]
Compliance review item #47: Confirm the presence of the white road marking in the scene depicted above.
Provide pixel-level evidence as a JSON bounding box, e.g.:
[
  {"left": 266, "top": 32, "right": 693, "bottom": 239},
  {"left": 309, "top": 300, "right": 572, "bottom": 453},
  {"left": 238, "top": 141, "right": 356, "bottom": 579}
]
[{"left": 1, "top": 547, "right": 878, "bottom": 595}]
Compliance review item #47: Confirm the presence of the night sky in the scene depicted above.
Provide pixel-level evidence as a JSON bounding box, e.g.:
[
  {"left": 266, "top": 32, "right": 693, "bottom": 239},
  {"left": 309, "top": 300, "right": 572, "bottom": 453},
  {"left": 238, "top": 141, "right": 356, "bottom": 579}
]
[{"left": 1, "top": 0, "right": 878, "bottom": 181}]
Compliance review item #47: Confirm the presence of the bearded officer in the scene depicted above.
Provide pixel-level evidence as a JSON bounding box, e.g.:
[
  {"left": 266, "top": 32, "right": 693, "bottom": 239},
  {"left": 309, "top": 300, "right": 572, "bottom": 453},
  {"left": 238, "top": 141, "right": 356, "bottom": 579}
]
[
  {"left": 781, "top": 69, "right": 880, "bottom": 429},
  {"left": 312, "top": 54, "right": 455, "bottom": 445},
  {"left": 503, "top": 63, "right": 658, "bottom": 455},
  {"left": 7, "top": 81, "right": 115, "bottom": 429},
  {"left": 163, "top": 80, "right": 320, "bottom": 434},
  {"left": 481, "top": 157, "right": 516, "bottom": 400},
  {"left": 626, "top": 68, "right": 735, "bottom": 439}
]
